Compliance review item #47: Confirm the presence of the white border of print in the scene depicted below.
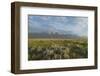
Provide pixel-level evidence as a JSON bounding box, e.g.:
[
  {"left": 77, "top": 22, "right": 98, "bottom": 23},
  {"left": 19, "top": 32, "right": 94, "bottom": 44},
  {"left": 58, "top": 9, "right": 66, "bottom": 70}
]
[{"left": 20, "top": 6, "right": 95, "bottom": 70}]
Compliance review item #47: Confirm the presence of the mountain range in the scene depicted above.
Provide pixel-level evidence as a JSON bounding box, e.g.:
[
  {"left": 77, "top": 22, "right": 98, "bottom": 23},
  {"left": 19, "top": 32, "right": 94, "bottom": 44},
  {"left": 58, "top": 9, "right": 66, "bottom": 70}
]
[{"left": 28, "top": 32, "right": 82, "bottom": 39}]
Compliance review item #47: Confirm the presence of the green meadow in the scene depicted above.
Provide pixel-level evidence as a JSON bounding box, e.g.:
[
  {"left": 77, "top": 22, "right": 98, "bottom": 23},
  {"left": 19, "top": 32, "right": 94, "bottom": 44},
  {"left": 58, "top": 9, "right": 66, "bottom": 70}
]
[{"left": 28, "top": 39, "right": 88, "bottom": 60}]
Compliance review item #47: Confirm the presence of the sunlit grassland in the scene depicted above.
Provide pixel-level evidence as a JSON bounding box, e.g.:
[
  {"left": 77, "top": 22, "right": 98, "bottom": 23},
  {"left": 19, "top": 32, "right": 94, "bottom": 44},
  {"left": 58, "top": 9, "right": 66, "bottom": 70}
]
[{"left": 28, "top": 39, "right": 88, "bottom": 60}]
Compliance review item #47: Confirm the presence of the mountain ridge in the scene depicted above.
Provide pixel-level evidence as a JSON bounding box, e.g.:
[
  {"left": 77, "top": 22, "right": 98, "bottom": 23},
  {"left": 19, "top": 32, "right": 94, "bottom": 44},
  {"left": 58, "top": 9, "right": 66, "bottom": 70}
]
[{"left": 28, "top": 32, "right": 83, "bottom": 39}]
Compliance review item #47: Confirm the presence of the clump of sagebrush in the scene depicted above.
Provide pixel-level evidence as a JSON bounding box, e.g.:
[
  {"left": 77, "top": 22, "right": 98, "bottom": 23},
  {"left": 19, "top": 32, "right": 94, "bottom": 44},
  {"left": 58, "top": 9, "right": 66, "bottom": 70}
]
[{"left": 28, "top": 39, "right": 88, "bottom": 60}]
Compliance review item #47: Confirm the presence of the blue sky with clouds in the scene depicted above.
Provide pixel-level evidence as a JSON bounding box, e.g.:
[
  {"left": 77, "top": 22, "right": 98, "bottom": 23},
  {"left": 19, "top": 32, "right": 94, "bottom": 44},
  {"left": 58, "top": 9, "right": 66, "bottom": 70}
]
[{"left": 28, "top": 15, "right": 88, "bottom": 37}]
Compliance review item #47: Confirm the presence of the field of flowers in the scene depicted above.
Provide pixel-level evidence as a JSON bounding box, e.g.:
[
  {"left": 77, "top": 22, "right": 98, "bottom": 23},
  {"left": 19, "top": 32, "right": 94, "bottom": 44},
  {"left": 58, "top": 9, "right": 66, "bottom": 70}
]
[{"left": 28, "top": 39, "right": 88, "bottom": 60}]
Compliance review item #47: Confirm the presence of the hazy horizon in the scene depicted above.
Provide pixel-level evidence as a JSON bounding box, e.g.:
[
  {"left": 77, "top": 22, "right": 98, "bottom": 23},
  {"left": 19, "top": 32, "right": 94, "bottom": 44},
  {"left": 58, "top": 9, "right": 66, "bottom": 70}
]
[{"left": 28, "top": 15, "right": 88, "bottom": 37}]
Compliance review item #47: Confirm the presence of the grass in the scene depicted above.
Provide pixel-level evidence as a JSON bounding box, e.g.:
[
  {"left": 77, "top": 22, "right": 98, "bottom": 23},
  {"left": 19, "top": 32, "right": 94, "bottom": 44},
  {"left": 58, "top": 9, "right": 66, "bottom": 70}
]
[{"left": 28, "top": 39, "right": 88, "bottom": 60}]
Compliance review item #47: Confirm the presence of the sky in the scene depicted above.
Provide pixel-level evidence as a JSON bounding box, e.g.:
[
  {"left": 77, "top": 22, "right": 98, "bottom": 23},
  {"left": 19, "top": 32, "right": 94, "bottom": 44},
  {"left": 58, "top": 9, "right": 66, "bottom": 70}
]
[{"left": 28, "top": 15, "right": 88, "bottom": 37}]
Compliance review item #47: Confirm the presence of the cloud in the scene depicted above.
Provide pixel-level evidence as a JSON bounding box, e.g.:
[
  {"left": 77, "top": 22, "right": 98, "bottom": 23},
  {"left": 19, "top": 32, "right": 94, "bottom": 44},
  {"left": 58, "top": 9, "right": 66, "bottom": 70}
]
[{"left": 28, "top": 15, "right": 88, "bottom": 36}]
